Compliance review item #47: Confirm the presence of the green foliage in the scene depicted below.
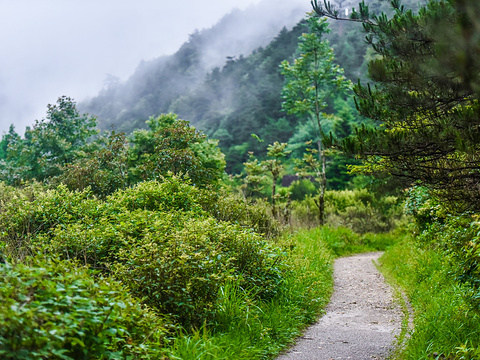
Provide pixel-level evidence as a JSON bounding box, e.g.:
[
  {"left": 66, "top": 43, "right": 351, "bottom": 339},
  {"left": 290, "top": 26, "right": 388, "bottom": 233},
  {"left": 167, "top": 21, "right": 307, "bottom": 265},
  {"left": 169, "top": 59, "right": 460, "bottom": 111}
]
[
  {"left": 54, "top": 131, "right": 129, "bottom": 197},
  {"left": 405, "top": 188, "right": 480, "bottom": 310},
  {"left": 262, "top": 142, "right": 290, "bottom": 218},
  {"left": 0, "top": 183, "right": 99, "bottom": 261},
  {"left": 111, "top": 177, "right": 205, "bottom": 214},
  {"left": 241, "top": 153, "right": 267, "bottom": 199},
  {"left": 200, "top": 190, "right": 281, "bottom": 239},
  {"left": 380, "top": 235, "right": 480, "bottom": 359},
  {"left": 0, "top": 125, "right": 20, "bottom": 162},
  {"left": 384, "top": 186, "right": 480, "bottom": 357},
  {"left": 280, "top": 14, "right": 351, "bottom": 120},
  {"left": 1, "top": 111, "right": 226, "bottom": 198},
  {"left": 286, "top": 97, "right": 363, "bottom": 191},
  {"left": 0, "top": 171, "right": 405, "bottom": 358},
  {"left": 1, "top": 96, "right": 98, "bottom": 184},
  {"left": 289, "top": 179, "right": 318, "bottom": 201},
  {"left": 112, "top": 216, "right": 283, "bottom": 328},
  {"left": 290, "top": 188, "right": 403, "bottom": 233},
  {"left": 0, "top": 177, "right": 284, "bottom": 329},
  {"left": 316, "top": 0, "right": 480, "bottom": 212},
  {"left": 281, "top": 13, "right": 353, "bottom": 225},
  {"left": 129, "top": 114, "right": 226, "bottom": 187},
  {"left": 324, "top": 188, "right": 402, "bottom": 233},
  {"left": 0, "top": 256, "right": 166, "bottom": 360}
]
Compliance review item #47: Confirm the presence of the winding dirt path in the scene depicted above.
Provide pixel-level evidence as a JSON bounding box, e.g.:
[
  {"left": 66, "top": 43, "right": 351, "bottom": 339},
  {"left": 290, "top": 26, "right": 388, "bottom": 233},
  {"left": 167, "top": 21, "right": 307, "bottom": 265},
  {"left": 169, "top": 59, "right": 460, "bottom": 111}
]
[{"left": 278, "top": 252, "right": 402, "bottom": 360}]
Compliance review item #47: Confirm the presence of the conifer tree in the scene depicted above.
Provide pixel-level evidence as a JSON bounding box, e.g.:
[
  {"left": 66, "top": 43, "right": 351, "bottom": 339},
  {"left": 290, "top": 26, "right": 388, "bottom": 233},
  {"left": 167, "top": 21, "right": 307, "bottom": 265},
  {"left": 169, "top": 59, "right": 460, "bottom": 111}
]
[
  {"left": 281, "top": 12, "right": 351, "bottom": 225},
  {"left": 312, "top": 0, "right": 480, "bottom": 212}
]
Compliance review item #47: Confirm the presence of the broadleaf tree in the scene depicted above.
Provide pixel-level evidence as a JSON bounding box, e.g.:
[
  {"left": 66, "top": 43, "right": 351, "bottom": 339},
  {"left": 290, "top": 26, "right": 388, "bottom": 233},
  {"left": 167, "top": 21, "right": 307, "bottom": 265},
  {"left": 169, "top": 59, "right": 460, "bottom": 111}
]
[
  {"left": 281, "top": 12, "right": 352, "bottom": 225},
  {"left": 1, "top": 96, "right": 98, "bottom": 184},
  {"left": 129, "top": 113, "right": 226, "bottom": 187}
]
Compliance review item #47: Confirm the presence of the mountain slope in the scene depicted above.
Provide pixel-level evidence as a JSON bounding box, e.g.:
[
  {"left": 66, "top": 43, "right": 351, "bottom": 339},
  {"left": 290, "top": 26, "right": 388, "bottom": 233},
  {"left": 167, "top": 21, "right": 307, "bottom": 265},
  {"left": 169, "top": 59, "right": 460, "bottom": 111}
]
[{"left": 80, "top": 0, "right": 309, "bottom": 132}]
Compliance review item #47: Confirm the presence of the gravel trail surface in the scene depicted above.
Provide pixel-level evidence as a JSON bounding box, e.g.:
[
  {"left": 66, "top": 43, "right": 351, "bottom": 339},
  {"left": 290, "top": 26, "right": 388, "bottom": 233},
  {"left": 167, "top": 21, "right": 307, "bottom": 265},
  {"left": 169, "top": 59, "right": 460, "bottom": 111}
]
[{"left": 278, "top": 252, "right": 402, "bottom": 360}]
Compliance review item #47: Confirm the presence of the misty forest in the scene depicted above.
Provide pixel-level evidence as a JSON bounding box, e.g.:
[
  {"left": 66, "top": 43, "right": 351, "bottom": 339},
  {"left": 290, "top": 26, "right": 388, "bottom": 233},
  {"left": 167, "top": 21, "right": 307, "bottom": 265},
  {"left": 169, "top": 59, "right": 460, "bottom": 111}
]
[{"left": 2, "top": 0, "right": 480, "bottom": 359}]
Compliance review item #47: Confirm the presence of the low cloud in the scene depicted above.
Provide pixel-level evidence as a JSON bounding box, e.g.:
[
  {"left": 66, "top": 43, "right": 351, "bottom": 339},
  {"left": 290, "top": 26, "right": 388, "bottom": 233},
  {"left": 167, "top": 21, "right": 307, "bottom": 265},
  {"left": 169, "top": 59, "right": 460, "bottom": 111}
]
[{"left": 0, "top": 0, "right": 308, "bottom": 135}]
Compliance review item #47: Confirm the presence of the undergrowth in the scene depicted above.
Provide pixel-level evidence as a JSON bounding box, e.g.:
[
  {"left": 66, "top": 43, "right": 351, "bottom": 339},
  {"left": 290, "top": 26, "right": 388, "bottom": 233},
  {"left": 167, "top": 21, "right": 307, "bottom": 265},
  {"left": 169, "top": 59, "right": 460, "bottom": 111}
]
[
  {"left": 0, "top": 178, "right": 400, "bottom": 359},
  {"left": 379, "top": 236, "right": 480, "bottom": 359},
  {"left": 167, "top": 227, "right": 334, "bottom": 359}
]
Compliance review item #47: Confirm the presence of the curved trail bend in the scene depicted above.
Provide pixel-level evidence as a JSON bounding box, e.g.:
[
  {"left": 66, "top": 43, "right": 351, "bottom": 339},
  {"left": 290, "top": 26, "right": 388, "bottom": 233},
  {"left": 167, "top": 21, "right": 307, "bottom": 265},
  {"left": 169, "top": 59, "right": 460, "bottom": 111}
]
[{"left": 278, "top": 252, "right": 402, "bottom": 360}]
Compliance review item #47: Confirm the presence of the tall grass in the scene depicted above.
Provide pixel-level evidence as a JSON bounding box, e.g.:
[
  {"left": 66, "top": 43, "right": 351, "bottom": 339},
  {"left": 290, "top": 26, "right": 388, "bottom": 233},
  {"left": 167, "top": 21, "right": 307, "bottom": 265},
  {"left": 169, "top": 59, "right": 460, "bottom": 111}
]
[
  {"left": 166, "top": 227, "right": 334, "bottom": 359},
  {"left": 379, "top": 236, "right": 480, "bottom": 359}
]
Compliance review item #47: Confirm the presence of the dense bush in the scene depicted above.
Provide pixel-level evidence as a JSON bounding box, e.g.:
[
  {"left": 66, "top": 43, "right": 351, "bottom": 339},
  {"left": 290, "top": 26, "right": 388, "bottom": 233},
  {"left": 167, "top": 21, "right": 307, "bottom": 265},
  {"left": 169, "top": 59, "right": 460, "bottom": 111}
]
[
  {"left": 0, "top": 177, "right": 286, "bottom": 329},
  {"left": 112, "top": 217, "right": 283, "bottom": 327},
  {"left": 289, "top": 188, "right": 403, "bottom": 233},
  {"left": 324, "top": 189, "right": 402, "bottom": 233},
  {"left": 0, "top": 183, "right": 102, "bottom": 261},
  {"left": 405, "top": 188, "right": 480, "bottom": 309},
  {"left": 0, "top": 257, "right": 166, "bottom": 359},
  {"left": 199, "top": 190, "right": 281, "bottom": 239}
]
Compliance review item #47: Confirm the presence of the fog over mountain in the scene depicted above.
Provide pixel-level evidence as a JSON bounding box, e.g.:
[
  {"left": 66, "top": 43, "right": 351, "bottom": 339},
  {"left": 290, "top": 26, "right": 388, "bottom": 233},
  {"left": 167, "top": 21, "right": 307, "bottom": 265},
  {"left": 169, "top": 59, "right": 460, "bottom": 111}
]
[
  {"left": 0, "top": 0, "right": 309, "bottom": 135},
  {"left": 80, "top": 0, "right": 315, "bottom": 132}
]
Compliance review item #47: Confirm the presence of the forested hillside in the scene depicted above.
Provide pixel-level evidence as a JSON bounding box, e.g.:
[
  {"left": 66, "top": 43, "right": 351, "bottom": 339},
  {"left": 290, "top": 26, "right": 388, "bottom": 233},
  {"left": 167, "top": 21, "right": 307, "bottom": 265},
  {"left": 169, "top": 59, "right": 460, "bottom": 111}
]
[
  {"left": 80, "top": 0, "right": 423, "bottom": 177},
  {"left": 80, "top": 1, "right": 308, "bottom": 133}
]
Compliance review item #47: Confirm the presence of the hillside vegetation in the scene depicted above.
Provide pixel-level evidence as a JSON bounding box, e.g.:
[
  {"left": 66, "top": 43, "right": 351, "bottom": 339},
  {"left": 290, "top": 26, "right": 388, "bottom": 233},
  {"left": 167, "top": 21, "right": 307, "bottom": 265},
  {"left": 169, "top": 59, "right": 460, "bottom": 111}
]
[{"left": 1, "top": 0, "right": 480, "bottom": 358}]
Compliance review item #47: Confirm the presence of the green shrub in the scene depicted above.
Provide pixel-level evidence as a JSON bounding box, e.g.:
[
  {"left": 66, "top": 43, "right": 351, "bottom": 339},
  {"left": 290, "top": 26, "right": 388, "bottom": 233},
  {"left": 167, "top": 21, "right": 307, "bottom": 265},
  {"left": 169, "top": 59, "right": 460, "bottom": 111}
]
[
  {"left": 405, "top": 187, "right": 480, "bottom": 308},
  {"left": 288, "top": 179, "right": 318, "bottom": 201},
  {"left": 289, "top": 196, "right": 319, "bottom": 229},
  {"left": 290, "top": 188, "right": 403, "bottom": 233},
  {"left": 0, "top": 184, "right": 106, "bottom": 262},
  {"left": 199, "top": 191, "right": 281, "bottom": 239},
  {"left": 112, "top": 216, "right": 284, "bottom": 328},
  {"left": 109, "top": 177, "right": 205, "bottom": 214},
  {"left": 38, "top": 208, "right": 283, "bottom": 328},
  {"left": 0, "top": 177, "right": 286, "bottom": 329},
  {"left": 325, "top": 189, "right": 402, "bottom": 233},
  {"left": 0, "top": 256, "right": 167, "bottom": 359},
  {"left": 110, "top": 179, "right": 280, "bottom": 239},
  {"left": 415, "top": 214, "right": 480, "bottom": 310}
]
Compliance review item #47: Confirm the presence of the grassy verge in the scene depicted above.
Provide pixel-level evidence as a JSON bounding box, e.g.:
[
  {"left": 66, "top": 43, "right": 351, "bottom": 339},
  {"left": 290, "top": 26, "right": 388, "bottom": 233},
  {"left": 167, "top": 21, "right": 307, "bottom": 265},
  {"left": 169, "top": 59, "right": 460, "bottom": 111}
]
[
  {"left": 166, "top": 227, "right": 333, "bottom": 359},
  {"left": 167, "top": 225, "right": 398, "bottom": 359},
  {"left": 379, "top": 235, "right": 480, "bottom": 359}
]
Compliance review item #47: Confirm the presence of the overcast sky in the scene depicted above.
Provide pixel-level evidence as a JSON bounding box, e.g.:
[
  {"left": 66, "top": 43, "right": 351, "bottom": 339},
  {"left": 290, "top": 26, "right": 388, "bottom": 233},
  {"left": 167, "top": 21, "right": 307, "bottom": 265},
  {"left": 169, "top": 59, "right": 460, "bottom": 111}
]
[{"left": 0, "top": 0, "right": 296, "bottom": 135}]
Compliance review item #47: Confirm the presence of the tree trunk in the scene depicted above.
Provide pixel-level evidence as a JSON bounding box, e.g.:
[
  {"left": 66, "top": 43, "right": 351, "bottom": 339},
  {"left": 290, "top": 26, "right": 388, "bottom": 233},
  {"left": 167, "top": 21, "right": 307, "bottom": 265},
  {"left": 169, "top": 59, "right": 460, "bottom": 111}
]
[
  {"left": 314, "top": 139, "right": 326, "bottom": 226},
  {"left": 272, "top": 175, "right": 277, "bottom": 218},
  {"left": 319, "top": 146, "right": 326, "bottom": 226}
]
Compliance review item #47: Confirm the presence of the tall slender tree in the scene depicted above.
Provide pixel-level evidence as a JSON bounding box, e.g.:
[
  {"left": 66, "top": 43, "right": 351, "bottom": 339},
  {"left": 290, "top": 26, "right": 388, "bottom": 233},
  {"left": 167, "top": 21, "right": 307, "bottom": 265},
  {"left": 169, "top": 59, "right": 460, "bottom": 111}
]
[{"left": 281, "top": 12, "right": 351, "bottom": 225}]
